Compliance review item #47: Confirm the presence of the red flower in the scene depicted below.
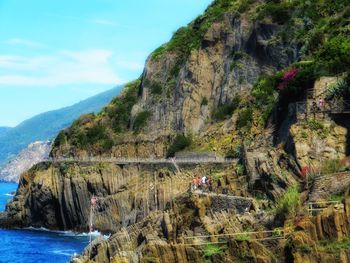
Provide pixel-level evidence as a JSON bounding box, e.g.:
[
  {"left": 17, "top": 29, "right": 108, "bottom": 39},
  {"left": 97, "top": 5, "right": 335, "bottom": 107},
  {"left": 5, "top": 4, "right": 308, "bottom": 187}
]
[
  {"left": 278, "top": 68, "right": 298, "bottom": 90},
  {"left": 300, "top": 166, "right": 311, "bottom": 178}
]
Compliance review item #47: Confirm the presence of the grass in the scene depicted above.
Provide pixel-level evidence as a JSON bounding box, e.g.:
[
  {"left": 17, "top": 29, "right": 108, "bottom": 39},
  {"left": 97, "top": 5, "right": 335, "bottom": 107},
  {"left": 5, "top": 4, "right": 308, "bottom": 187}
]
[
  {"left": 203, "top": 244, "right": 225, "bottom": 257},
  {"left": 329, "top": 192, "right": 344, "bottom": 202},
  {"left": 322, "top": 159, "right": 344, "bottom": 175},
  {"left": 318, "top": 238, "right": 350, "bottom": 254},
  {"left": 274, "top": 186, "right": 301, "bottom": 220}
]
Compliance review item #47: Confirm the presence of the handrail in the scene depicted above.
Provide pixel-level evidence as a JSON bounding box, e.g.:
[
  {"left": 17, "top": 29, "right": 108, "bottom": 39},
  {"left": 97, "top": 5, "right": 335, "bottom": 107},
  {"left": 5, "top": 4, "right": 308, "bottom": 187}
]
[{"left": 47, "top": 157, "right": 237, "bottom": 164}]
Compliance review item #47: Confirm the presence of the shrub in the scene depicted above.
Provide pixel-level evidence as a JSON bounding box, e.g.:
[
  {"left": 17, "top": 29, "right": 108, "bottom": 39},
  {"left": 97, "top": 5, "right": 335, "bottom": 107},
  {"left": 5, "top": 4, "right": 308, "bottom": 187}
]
[
  {"left": 316, "top": 35, "right": 350, "bottom": 74},
  {"left": 278, "top": 68, "right": 298, "bottom": 91},
  {"left": 225, "top": 146, "right": 241, "bottom": 159},
  {"left": 201, "top": 97, "right": 209, "bottom": 106},
  {"left": 203, "top": 244, "right": 224, "bottom": 258},
  {"left": 235, "top": 164, "right": 244, "bottom": 176},
  {"left": 53, "top": 131, "right": 67, "bottom": 148},
  {"left": 107, "top": 80, "right": 140, "bottom": 132},
  {"left": 236, "top": 108, "right": 253, "bottom": 129},
  {"left": 326, "top": 79, "right": 349, "bottom": 100},
  {"left": 86, "top": 124, "right": 108, "bottom": 143},
  {"left": 133, "top": 111, "right": 152, "bottom": 132},
  {"left": 275, "top": 186, "right": 301, "bottom": 220},
  {"left": 213, "top": 98, "right": 239, "bottom": 121},
  {"left": 149, "top": 82, "right": 163, "bottom": 95},
  {"left": 166, "top": 134, "right": 192, "bottom": 157}
]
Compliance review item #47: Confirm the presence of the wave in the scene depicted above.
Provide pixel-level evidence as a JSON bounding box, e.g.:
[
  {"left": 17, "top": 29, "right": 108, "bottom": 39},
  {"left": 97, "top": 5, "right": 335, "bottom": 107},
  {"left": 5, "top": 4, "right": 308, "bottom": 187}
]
[
  {"left": 4, "top": 193, "right": 14, "bottom": 196},
  {"left": 24, "top": 226, "right": 110, "bottom": 239},
  {"left": 50, "top": 249, "right": 76, "bottom": 256}
]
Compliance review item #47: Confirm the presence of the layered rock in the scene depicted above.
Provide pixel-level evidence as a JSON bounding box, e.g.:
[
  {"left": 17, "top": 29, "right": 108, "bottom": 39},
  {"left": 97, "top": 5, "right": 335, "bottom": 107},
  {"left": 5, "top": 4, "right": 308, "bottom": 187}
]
[{"left": 0, "top": 161, "right": 235, "bottom": 232}]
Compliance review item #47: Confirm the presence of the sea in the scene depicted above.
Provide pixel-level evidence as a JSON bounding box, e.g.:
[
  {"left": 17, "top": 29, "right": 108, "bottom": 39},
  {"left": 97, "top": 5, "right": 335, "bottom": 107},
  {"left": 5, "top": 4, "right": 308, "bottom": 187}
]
[{"left": 0, "top": 182, "right": 90, "bottom": 263}]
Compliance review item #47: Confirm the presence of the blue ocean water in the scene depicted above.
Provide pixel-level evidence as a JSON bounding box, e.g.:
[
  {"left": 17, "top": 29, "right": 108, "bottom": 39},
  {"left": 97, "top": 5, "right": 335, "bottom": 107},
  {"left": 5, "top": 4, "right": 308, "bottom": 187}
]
[{"left": 0, "top": 182, "right": 89, "bottom": 263}]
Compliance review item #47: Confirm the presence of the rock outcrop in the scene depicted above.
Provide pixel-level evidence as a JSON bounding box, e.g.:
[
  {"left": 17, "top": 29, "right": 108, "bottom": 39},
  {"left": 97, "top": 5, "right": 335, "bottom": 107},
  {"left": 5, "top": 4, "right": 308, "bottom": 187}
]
[
  {"left": 1, "top": 161, "right": 235, "bottom": 232},
  {"left": 0, "top": 141, "right": 51, "bottom": 182}
]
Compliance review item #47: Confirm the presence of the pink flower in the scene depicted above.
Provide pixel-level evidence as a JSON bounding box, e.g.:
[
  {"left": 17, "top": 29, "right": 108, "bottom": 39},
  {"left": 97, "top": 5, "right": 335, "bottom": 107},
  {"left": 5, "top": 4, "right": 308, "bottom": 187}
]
[{"left": 278, "top": 68, "right": 298, "bottom": 90}]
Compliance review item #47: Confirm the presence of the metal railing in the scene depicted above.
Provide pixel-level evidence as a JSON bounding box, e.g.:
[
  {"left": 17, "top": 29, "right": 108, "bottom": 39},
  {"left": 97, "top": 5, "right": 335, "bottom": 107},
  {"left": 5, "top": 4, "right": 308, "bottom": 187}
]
[
  {"left": 47, "top": 157, "right": 237, "bottom": 164},
  {"left": 295, "top": 100, "right": 350, "bottom": 120}
]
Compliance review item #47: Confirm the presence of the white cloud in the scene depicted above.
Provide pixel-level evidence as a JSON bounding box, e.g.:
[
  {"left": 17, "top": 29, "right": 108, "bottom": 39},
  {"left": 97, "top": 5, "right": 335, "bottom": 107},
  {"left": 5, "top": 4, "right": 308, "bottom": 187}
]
[
  {"left": 0, "top": 49, "right": 122, "bottom": 87},
  {"left": 5, "top": 38, "right": 46, "bottom": 48}
]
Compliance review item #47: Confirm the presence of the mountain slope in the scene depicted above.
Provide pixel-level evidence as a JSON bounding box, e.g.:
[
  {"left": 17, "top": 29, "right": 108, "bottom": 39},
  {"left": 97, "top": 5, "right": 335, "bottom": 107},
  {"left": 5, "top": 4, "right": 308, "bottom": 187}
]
[
  {"left": 0, "top": 127, "right": 11, "bottom": 137},
  {"left": 0, "top": 86, "right": 122, "bottom": 166},
  {"left": 0, "top": 141, "right": 51, "bottom": 182}
]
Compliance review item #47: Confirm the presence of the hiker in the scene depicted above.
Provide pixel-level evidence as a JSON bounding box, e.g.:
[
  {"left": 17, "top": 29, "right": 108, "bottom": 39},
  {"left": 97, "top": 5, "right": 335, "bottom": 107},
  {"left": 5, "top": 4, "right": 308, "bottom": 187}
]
[
  {"left": 197, "top": 176, "right": 202, "bottom": 188},
  {"left": 208, "top": 176, "right": 213, "bottom": 192},
  {"left": 191, "top": 178, "right": 197, "bottom": 191}
]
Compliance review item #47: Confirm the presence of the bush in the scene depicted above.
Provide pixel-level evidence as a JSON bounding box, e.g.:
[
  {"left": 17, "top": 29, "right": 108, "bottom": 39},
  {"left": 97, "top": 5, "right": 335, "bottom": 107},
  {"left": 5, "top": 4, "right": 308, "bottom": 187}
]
[
  {"left": 106, "top": 80, "right": 140, "bottom": 132},
  {"left": 236, "top": 108, "right": 253, "bottom": 129},
  {"left": 213, "top": 98, "right": 239, "bottom": 121},
  {"left": 166, "top": 134, "right": 192, "bottom": 157},
  {"left": 275, "top": 186, "right": 300, "bottom": 220},
  {"left": 326, "top": 79, "right": 349, "bottom": 100},
  {"left": 201, "top": 97, "right": 209, "bottom": 106},
  {"left": 133, "top": 111, "right": 152, "bottom": 132},
  {"left": 203, "top": 244, "right": 224, "bottom": 258},
  {"left": 149, "top": 82, "right": 163, "bottom": 95},
  {"left": 316, "top": 35, "right": 350, "bottom": 74}
]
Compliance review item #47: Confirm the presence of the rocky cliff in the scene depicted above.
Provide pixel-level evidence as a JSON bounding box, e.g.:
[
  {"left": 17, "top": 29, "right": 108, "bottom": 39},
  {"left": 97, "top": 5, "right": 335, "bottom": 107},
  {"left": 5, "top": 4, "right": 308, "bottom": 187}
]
[
  {"left": 2, "top": 0, "right": 350, "bottom": 262},
  {"left": 0, "top": 141, "right": 51, "bottom": 182}
]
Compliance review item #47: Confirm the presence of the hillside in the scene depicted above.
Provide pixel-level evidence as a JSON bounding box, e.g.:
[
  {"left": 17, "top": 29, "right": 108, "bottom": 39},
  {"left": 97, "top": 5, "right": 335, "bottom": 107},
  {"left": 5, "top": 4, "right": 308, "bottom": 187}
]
[
  {"left": 0, "top": 86, "right": 122, "bottom": 166},
  {"left": 2, "top": 0, "right": 350, "bottom": 262},
  {"left": 0, "top": 141, "right": 51, "bottom": 182},
  {"left": 0, "top": 127, "right": 11, "bottom": 137}
]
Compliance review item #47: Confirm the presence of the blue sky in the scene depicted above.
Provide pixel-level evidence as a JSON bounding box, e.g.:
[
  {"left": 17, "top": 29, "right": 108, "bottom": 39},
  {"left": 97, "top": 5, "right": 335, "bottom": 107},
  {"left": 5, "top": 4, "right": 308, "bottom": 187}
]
[{"left": 0, "top": 0, "right": 212, "bottom": 127}]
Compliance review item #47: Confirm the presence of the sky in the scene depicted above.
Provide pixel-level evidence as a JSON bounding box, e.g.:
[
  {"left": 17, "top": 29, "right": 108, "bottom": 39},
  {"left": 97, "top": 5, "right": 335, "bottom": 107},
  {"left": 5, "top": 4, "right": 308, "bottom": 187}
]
[{"left": 0, "top": 0, "right": 213, "bottom": 127}]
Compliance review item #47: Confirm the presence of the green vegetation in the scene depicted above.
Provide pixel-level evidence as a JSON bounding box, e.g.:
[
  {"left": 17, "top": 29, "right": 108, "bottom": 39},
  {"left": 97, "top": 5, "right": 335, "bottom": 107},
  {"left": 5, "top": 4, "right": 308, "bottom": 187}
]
[
  {"left": 235, "top": 164, "right": 244, "bottom": 176},
  {"left": 133, "top": 111, "right": 152, "bottom": 132},
  {"left": 203, "top": 244, "right": 225, "bottom": 258},
  {"left": 201, "top": 97, "right": 209, "bottom": 106},
  {"left": 235, "top": 232, "right": 251, "bottom": 241},
  {"left": 166, "top": 134, "right": 192, "bottom": 157},
  {"left": 329, "top": 192, "right": 344, "bottom": 202},
  {"left": 213, "top": 98, "right": 239, "bottom": 121},
  {"left": 275, "top": 186, "right": 301, "bottom": 220},
  {"left": 149, "top": 82, "right": 163, "bottom": 95},
  {"left": 318, "top": 238, "right": 350, "bottom": 255},
  {"left": 225, "top": 145, "right": 241, "bottom": 159},
  {"left": 326, "top": 78, "right": 349, "bottom": 100},
  {"left": 305, "top": 120, "right": 324, "bottom": 131},
  {"left": 236, "top": 108, "right": 253, "bottom": 130},
  {"left": 321, "top": 158, "right": 344, "bottom": 175},
  {"left": 151, "top": 0, "right": 255, "bottom": 75},
  {"left": 105, "top": 80, "right": 140, "bottom": 132}
]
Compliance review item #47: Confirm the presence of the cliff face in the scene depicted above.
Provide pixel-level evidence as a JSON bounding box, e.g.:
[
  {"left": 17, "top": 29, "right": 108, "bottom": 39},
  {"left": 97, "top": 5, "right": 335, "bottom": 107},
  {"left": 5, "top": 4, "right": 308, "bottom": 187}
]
[
  {"left": 3, "top": 0, "right": 350, "bottom": 262},
  {"left": 1, "top": 161, "right": 235, "bottom": 233},
  {"left": 51, "top": 2, "right": 301, "bottom": 159},
  {"left": 0, "top": 141, "right": 51, "bottom": 182}
]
